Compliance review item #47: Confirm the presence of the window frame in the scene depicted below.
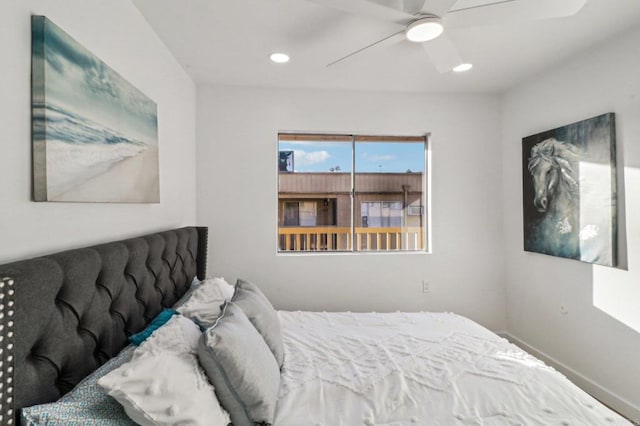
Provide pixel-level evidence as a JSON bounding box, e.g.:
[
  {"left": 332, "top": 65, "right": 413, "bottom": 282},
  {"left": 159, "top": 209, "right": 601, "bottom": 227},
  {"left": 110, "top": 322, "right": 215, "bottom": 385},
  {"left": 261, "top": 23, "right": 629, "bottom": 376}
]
[{"left": 277, "top": 132, "right": 431, "bottom": 255}]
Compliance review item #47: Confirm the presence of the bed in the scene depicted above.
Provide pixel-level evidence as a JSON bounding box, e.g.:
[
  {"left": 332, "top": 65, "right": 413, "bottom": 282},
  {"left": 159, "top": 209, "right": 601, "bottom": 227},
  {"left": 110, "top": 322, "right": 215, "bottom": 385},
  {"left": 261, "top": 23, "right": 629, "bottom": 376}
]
[{"left": 0, "top": 227, "right": 631, "bottom": 425}]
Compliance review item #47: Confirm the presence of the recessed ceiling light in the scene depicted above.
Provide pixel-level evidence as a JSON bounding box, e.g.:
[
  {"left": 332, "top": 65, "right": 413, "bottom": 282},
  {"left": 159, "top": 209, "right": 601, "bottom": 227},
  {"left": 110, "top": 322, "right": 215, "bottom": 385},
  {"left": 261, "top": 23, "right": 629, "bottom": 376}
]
[
  {"left": 270, "top": 53, "right": 290, "bottom": 63},
  {"left": 453, "top": 63, "right": 473, "bottom": 72},
  {"left": 405, "top": 16, "right": 443, "bottom": 43}
]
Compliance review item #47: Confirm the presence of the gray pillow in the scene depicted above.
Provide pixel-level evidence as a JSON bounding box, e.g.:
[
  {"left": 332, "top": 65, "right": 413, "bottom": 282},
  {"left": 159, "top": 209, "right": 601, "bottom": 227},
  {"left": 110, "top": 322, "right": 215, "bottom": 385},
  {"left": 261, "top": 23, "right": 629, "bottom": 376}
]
[
  {"left": 197, "top": 301, "right": 281, "bottom": 426},
  {"left": 232, "top": 278, "right": 285, "bottom": 368}
]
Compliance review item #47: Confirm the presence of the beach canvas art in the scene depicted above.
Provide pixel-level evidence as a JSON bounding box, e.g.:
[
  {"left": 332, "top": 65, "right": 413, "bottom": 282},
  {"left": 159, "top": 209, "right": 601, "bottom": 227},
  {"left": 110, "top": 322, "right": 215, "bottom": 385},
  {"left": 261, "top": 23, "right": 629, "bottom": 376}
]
[
  {"left": 522, "top": 113, "right": 617, "bottom": 266},
  {"left": 32, "top": 16, "right": 159, "bottom": 203}
]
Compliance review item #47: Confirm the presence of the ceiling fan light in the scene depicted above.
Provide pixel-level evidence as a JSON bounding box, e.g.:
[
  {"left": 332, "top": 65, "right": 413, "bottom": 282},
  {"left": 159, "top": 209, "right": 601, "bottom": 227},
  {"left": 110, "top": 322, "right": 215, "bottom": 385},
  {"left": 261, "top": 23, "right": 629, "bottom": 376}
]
[
  {"left": 453, "top": 63, "right": 473, "bottom": 72},
  {"left": 270, "top": 52, "right": 290, "bottom": 63},
  {"left": 405, "top": 17, "right": 443, "bottom": 43}
]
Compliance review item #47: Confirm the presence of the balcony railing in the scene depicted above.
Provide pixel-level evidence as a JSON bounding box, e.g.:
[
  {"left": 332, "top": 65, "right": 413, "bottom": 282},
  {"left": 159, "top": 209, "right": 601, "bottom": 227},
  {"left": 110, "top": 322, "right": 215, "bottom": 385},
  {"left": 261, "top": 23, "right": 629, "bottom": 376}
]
[{"left": 278, "top": 226, "right": 424, "bottom": 252}]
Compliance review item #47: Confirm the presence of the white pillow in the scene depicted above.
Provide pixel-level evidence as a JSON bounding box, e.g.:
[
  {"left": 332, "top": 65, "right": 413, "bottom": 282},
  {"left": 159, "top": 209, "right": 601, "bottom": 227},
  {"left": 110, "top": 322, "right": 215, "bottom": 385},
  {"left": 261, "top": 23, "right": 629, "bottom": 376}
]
[
  {"left": 99, "top": 315, "right": 230, "bottom": 426},
  {"left": 213, "top": 276, "right": 235, "bottom": 300},
  {"left": 177, "top": 277, "right": 235, "bottom": 328}
]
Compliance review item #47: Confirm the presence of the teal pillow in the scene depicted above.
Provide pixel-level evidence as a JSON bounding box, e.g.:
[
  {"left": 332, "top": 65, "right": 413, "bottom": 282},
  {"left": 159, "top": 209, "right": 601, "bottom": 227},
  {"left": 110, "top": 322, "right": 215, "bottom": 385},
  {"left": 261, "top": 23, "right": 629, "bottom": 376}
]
[
  {"left": 129, "top": 308, "right": 177, "bottom": 346},
  {"left": 197, "top": 301, "right": 280, "bottom": 426}
]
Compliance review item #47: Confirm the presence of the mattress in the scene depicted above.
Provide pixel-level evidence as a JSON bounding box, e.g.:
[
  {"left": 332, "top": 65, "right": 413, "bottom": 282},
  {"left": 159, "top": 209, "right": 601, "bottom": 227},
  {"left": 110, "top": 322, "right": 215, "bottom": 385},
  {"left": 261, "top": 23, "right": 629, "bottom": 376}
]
[{"left": 275, "top": 311, "right": 630, "bottom": 425}]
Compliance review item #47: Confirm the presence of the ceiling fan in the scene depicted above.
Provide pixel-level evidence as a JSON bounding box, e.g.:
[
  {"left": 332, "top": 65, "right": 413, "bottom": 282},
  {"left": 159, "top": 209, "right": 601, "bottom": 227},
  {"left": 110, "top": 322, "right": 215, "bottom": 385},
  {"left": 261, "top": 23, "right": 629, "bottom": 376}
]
[{"left": 305, "top": 0, "right": 587, "bottom": 73}]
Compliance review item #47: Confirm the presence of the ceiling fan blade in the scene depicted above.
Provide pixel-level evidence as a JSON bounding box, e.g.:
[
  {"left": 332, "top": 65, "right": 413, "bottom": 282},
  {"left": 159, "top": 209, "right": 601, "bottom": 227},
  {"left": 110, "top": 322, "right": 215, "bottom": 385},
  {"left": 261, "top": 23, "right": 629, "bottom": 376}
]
[
  {"left": 399, "top": 0, "right": 428, "bottom": 14},
  {"left": 327, "top": 30, "right": 405, "bottom": 67},
  {"left": 305, "top": 0, "right": 413, "bottom": 23},
  {"left": 422, "top": 34, "right": 464, "bottom": 73},
  {"left": 446, "top": 0, "right": 587, "bottom": 29},
  {"left": 417, "top": 0, "right": 458, "bottom": 17}
]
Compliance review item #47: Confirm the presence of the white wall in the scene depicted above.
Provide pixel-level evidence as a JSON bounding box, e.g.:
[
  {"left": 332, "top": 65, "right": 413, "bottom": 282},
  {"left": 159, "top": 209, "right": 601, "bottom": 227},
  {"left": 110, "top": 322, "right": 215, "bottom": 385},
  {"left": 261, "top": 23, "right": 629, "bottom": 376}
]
[
  {"left": 0, "top": 0, "right": 197, "bottom": 263},
  {"left": 502, "top": 27, "right": 640, "bottom": 416},
  {"left": 197, "top": 86, "right": 506, "bottom": 331}
]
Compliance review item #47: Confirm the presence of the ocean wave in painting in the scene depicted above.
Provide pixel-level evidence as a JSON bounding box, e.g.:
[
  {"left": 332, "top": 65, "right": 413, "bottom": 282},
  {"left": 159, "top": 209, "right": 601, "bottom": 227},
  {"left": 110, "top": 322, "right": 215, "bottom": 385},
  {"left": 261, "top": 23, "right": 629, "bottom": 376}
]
[{"left": 33, "top": 102, "right": 150, "bottom": 198}]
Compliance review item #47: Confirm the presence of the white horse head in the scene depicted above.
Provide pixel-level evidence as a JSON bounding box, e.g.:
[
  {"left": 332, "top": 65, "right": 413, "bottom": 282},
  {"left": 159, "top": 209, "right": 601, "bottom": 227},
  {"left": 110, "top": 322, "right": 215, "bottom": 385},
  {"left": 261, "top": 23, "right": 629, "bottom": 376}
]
[{"left": 527, "top": 138, "right": 580, "bottom": 214}]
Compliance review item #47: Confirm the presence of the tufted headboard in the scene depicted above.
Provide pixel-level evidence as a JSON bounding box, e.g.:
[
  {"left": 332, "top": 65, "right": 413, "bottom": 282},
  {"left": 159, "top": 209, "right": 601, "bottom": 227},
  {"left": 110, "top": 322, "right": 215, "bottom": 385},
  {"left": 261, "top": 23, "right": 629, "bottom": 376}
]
[{"left": 0, "top": 226, "right": 208, "bottom": 424}]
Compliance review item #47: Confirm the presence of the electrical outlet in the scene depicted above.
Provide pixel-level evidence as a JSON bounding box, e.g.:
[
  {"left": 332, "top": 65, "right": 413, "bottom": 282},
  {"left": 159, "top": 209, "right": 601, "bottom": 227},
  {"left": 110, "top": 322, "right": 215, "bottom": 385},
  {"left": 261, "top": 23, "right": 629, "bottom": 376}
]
[
  {"left": 422, "top": 280, "right": 431, "bottom": 293},
  {"left": 560, "top": 304, "right": 569, "bottom": 315}
]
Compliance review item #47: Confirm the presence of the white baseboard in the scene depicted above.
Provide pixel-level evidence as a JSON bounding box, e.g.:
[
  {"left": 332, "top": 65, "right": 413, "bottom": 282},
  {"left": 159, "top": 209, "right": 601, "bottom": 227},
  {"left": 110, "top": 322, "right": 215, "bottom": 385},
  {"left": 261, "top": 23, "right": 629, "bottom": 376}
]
[{"left": 497, "top": 332, "right": 640, "bottom": 423}]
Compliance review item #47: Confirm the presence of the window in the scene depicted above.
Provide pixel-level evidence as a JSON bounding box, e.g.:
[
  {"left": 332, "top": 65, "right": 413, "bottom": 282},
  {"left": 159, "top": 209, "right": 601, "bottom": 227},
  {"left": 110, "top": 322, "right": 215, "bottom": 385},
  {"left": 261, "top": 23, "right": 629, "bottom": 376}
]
[
  {"left": 361, "top": 201, "right": 403, "bottom": 228},
  {"left": 278, "top": 133, "right": 428, "bottom": 253},
  {"left": 283, "top": 201, "right": 319, "bottom": 226}
]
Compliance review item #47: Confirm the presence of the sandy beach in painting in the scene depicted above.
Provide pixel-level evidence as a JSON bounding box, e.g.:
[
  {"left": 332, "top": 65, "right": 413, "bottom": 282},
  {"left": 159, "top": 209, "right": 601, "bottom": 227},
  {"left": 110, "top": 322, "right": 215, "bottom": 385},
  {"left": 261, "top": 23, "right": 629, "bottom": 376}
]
[
  {"left": 52, "top": 146, "right": 159, "bottom": 203},
  {"left": 32, "top": 17, "right": 159, "bottom": 203}
]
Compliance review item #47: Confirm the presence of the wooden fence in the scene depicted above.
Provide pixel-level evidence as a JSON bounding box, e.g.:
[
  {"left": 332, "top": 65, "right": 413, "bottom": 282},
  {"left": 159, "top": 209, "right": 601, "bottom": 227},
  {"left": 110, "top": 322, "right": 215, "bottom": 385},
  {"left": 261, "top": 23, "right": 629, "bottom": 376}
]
[{"left": 278, "top": 226, "right": 424, "bottom": 252}]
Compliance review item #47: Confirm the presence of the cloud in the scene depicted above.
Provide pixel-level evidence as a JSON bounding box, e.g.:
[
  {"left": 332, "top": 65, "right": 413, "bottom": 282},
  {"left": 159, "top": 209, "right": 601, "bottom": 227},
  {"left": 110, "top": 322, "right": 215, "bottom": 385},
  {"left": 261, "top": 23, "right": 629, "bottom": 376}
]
[
  {"left": 42, "top": 18, "right": 157, "bottom": 127},
  {"left": 293, "top": 149, "right": 331, "bottom": 166},
  {"left": 363, "top": 152, "right": 397, "bottom": 162}
]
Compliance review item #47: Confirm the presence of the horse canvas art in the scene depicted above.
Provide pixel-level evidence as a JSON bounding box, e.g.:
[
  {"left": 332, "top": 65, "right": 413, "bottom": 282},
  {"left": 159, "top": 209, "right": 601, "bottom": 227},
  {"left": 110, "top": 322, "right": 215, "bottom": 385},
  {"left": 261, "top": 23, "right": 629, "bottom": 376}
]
[{"left": 522, "top": 113, "right": 617, "bottom": 266}]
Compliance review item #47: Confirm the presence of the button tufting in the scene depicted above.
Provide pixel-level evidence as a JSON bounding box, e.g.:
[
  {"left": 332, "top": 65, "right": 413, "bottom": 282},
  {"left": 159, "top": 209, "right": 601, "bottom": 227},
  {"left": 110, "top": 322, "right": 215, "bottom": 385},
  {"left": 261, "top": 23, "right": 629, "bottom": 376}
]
[{"left": 0, "top": 229, "right": 200, "bottom": 412}]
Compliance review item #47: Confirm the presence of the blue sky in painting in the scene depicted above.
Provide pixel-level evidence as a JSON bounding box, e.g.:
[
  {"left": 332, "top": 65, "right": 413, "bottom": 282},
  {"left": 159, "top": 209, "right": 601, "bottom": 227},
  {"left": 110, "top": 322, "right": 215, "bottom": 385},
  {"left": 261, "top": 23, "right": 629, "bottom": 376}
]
[
  {"left": 279, "top": 141, "right": 425, "bottom": 173},
  {"left": 40, "top": 17, "right": 157, "bottom": 145}
]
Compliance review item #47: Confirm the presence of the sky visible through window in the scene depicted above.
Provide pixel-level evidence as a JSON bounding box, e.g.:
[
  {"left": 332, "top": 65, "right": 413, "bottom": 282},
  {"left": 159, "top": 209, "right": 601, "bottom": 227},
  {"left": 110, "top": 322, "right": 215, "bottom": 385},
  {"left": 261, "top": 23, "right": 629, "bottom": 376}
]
[{"left": 279, "top": 141, "right": 425, "bottom": 173}]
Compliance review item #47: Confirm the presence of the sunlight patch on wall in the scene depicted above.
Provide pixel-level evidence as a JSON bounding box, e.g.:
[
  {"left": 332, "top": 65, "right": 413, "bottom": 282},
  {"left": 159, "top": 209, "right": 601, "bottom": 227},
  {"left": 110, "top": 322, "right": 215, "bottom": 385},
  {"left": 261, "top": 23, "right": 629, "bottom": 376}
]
[
  {"left": 592, "top": 167, "right": 640, "bottom": 333},
  {"left": 578, "top": 161, "right": 615, "bottom": 264}
]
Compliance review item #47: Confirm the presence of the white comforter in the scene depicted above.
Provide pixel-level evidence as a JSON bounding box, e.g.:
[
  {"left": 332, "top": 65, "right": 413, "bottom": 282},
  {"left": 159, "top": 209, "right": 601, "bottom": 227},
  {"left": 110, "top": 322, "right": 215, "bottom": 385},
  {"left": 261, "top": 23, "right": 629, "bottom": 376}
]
[{"left": 275, "top": 311, "right": 630, "bottom": 426}]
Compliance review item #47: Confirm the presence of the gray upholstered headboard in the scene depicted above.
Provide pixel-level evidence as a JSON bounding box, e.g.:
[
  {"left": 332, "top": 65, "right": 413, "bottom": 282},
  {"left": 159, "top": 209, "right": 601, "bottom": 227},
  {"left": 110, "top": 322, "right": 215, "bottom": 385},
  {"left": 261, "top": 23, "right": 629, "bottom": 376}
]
[{"left": 0, "top": 226, "right": 208, "bottom": 424}]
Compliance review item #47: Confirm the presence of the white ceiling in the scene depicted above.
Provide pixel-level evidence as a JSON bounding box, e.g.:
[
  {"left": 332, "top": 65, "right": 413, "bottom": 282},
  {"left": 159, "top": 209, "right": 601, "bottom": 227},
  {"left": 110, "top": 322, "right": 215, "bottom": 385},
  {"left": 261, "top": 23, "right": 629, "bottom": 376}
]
[{"left": 132, "top": 0, "right": 640, "bottom": 93}]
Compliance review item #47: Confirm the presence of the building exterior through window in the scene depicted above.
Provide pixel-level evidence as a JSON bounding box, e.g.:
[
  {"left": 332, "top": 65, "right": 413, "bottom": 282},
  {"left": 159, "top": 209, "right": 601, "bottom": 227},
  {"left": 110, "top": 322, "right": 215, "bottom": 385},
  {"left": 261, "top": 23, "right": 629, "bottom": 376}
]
[{"left": 278, "top": 133, "right": 428, "bottom": 252}]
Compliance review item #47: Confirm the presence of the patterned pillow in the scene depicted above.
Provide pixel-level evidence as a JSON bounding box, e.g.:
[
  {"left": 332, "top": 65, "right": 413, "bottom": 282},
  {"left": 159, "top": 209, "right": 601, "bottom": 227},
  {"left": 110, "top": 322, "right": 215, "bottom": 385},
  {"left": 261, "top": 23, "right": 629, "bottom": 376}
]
[{"left": 21, "top": 346, "right": 137, "bottom": 425}]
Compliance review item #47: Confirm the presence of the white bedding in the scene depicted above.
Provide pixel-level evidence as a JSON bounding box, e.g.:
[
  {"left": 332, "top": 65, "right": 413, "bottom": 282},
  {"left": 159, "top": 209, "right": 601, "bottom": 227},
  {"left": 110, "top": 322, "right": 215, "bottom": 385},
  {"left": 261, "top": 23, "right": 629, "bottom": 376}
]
[{"left": 275, "top": 311, "right": 630, "bottom": 426}]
